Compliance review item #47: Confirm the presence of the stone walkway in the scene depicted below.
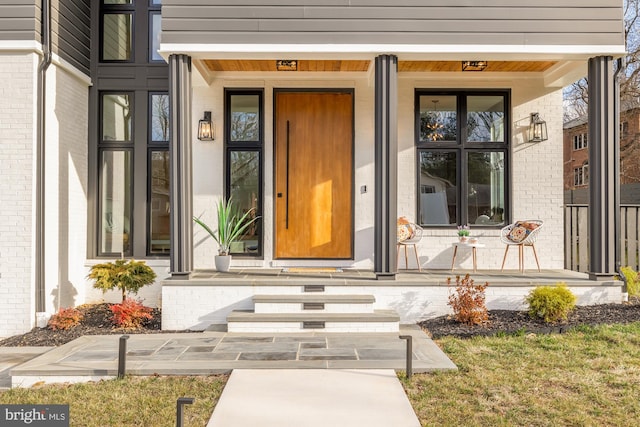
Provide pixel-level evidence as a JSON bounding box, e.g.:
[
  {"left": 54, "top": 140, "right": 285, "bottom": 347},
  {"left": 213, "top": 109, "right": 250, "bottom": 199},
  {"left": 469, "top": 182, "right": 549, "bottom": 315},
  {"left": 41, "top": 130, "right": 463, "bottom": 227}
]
[{"left": 7, "top": 325, "right": 455, "bottom": 388}]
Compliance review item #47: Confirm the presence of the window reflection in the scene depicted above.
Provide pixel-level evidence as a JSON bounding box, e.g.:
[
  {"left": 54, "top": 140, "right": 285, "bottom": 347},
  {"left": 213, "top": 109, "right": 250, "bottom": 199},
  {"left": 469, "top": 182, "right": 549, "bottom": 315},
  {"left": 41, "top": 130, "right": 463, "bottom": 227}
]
[
  {"left": 100, "top": 151, "right": 132, "bottom": 255},
  {"left": 467, "top": 96, "right": 504, "bottom": 142},
  {"left": 102, "top": 94, "right": 132, "bottom": 142},
  {"left": 149, "top": 151, "right": 170, "bottom": 254},
  {"left": 467, "top": 152, "right": 505, "bottom": 225},
  {"left": 229, "top": 151, "right": 260, "bottom": 254},
  {"left": 230, "top": 95, "right": 260, "bottom": 142},
  {"left": 419, "top": 96, "right": 457, "bottom": 142},
  {"left": 419, "top": 151, "right": 457, "bottom": 225},
  {"left": 102, "top": 13, "right": 132, "bottom": 61},
  {"left": 150, "top": 94, "right": 169, "bottom": 141}
]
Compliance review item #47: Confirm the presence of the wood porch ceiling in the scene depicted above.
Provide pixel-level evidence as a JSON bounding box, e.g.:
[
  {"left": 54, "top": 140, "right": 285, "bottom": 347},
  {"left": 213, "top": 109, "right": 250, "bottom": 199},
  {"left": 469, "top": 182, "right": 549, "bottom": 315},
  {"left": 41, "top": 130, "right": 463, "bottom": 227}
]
[{"left": 202, "top": 59, "right": 557, "bottom": 73}]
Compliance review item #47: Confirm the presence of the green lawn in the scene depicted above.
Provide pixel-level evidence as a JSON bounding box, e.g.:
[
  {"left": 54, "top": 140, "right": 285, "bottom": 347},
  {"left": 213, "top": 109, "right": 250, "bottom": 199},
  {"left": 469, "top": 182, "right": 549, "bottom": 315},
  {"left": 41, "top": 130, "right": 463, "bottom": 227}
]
[
  {"left": 0, "top": 375, "right": 227, "bottom": 427},
  {"left": 404, "top": 323, "right": 640, "bottom": 426},
  {"left": 2, "top": 324, "right": 640, "bottom": 426}
]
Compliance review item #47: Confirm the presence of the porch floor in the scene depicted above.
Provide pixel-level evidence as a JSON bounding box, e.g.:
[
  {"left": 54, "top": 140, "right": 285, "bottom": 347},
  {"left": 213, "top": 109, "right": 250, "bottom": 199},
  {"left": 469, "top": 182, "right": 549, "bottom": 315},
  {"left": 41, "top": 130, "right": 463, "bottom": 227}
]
[{"left": 185, "top": 268, "right": 607, "bottom": 287}]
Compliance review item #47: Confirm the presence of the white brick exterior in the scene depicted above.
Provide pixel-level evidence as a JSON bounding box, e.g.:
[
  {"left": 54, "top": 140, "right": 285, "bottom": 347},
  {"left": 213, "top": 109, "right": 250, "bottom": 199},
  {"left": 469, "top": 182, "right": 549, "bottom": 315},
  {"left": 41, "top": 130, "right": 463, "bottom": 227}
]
[
  {"left": 0, "top": 53, "right": 90, "bottom": 338},
  {"left": 0, "top": 53, "right": 39, "bottom": 338},
  {"left": 191, "top": 73, "right": 565, "bottom": 272}
]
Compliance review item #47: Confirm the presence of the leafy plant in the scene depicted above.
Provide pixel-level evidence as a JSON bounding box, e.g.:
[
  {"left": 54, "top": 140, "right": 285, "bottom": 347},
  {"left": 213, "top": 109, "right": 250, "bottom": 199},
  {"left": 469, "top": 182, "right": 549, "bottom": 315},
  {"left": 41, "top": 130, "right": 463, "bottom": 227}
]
[
  {"left": 48, "top": 307, "right": 83, "bottom": 330},
  {"left": 447, "top": 274, "right": 489, "bottom": 325},
  {"left": 456, "top": 225, "right": 470, "bottom": 237},
  {"left": 620, "top": 266, "right": 639, "bottom": 297},
  {"left": 193, "top": 197, "right": 259, "bottom": 255},
  {"left": 110, "top": 299, "right": 153, "bottom": 329},
  {"left": 526, "top": 283, "right": 577, "bottom": 323},
  {"left": 88, "top": 259, "right": 157, "bottom": 302}
]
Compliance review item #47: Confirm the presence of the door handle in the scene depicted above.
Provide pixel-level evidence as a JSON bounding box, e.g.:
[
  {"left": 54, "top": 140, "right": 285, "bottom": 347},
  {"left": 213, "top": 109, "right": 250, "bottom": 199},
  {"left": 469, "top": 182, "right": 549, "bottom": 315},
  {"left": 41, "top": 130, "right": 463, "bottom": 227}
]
[{"left": 285, "top": 120, "right": 290, "bottom": 229}]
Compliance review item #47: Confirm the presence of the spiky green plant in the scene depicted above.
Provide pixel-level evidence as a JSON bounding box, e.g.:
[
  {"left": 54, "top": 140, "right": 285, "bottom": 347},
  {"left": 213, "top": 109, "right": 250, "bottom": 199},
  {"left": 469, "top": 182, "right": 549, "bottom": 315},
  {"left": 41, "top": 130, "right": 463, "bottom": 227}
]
[
  {"left": 193, "top": 197, "right": 259, "bottom": 255},
  {"left": 88, "top": 259, "right": 157, "bottom": 302}
]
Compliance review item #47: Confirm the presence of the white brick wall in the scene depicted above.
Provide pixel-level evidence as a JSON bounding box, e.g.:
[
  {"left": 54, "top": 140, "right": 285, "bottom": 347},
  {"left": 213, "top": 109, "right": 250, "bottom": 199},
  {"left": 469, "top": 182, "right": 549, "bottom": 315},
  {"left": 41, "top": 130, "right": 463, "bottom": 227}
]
[{"left": 0, "top": 53, "right": 38, "bottom": 337}]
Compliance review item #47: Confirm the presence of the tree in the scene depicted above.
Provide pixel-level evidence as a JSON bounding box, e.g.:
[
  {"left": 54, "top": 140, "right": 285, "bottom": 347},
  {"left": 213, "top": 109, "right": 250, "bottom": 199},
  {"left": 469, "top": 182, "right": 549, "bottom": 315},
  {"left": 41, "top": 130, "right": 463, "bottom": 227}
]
[
  {"left": 564, "top": 0, "right": 640, "bottom": 121},
  {"left": 88, "top": 259, "right": 157, "bottom": 302}
]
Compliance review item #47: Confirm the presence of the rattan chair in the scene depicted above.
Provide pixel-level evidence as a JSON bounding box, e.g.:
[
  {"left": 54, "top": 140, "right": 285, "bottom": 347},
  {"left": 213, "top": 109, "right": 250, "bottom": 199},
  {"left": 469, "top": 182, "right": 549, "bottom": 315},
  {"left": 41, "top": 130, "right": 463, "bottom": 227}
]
[
  {"left": 500, "top": 220, "right": 544, "bottom": 272},
  {"left": 397, "top": 222, "right": 424, "bottom": 271}
]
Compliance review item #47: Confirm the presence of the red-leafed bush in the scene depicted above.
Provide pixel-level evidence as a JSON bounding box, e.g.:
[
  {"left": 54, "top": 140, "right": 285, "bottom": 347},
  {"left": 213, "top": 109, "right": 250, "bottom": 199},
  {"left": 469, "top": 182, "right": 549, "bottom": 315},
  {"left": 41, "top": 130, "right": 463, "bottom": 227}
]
[
  {"left": 48, "top": 307, "right": 84, "bottom": 330},
  {"left": 447, "top": 274, "right": 489, "bottom": 326},
  {"left": 110, "top": 299, "right": 153, "bottom": 329}
]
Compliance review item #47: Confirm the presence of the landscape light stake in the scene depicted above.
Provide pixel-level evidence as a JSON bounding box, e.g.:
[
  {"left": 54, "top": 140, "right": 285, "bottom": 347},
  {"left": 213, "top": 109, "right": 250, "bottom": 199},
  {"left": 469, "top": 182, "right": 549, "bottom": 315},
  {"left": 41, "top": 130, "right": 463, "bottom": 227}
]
[
  {"left": 176, "top": 397, "right": 195, "bottom": 427},
  {"left": 118, "top": 335, "right": 129, "bottom": 379},
  {"left": 400, "top": 335, "right": 413, "bottom": 379}
]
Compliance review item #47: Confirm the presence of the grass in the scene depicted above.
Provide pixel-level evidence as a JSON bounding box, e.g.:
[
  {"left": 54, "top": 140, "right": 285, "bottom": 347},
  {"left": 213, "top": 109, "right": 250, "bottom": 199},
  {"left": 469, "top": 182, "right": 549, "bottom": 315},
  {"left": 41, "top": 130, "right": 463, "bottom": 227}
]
[
  {"left": 3, "top": 325, "right": 640, "bottom": 426},
  {"left": 403, "top": 323, "right": 640, "bottom": 426},
  {"left": 0, "top": 375, "right": 227, "bottom": 427}
]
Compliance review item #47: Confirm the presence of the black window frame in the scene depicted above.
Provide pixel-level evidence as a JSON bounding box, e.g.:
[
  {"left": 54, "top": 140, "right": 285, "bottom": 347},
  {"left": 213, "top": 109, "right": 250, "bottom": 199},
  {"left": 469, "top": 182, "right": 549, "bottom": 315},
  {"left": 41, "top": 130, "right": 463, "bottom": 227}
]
[
  {"left": 414, "top": 89, "right": 511, "bottom": 229},
  {"left": 100, "top": 1, "right": 135, "bottom": 63},
  {"left": 224, "top": 89, "right": 264, "bottom": 258}
]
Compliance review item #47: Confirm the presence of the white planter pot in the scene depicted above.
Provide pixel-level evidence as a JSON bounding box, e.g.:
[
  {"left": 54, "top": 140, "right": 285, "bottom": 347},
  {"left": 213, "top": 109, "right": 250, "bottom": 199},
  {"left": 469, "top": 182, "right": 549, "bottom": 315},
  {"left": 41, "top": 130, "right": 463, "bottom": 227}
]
[{"left": 215, "top": 255, "right": 232, "bottom": 272}]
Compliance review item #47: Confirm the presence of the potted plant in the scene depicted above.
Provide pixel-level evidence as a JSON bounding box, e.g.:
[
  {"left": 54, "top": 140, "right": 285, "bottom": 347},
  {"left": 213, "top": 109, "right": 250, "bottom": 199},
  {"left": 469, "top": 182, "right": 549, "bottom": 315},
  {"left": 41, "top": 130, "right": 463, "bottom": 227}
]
[
  {"left": 457, "top": 225, "right": 470, "bottom": 243},
  {"left": 193, "top": 197, "right": 259, "bottom": 272}
]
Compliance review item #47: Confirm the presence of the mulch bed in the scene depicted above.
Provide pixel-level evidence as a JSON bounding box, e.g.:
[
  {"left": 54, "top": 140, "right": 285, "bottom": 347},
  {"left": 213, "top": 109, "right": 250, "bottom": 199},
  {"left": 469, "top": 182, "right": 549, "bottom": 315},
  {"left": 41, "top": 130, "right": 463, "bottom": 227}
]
[
  {"left": 3, "top": 299, "right": 640, "bottom": 346},
  {"left": 0, "top": 303, "right": 183, "bottom": 347},
  {"left": 420, "top": 297, "right": 640, "bottom": 339}
]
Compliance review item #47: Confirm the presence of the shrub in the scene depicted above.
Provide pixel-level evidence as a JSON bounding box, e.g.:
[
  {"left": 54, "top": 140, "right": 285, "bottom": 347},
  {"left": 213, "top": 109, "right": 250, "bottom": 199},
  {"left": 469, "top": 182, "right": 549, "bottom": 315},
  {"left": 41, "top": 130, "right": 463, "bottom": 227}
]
[
  {"left": 48, "top": 307, "right": 83, "bottom": 330},
  {"left": 620, "top": 266, "right": 639, "bottom": 297},
  {"left": 110, "top": 299, "right": 153, "bottom": 329},
  {"left": 526, "top": 283, "right": 577, "bottom": 323},
  {"left": 88, "top": 259, "right": 157, "bottom": 302},
  {"left": 447, "top": 274, "right": 489, "bottom": 325}
]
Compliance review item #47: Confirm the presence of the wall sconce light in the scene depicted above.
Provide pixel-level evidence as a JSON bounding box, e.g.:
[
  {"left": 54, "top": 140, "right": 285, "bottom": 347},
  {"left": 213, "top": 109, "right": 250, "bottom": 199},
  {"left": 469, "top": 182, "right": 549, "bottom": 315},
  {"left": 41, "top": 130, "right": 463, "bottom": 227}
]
[
  {"left": 197, "top": 111, "right": 214, "bottom": 141},
  {"left": 462, "top": 61, "right": 488, "bottom": 71},
  {"left": 528, "top": 112, "right": 548, "bottom": 142},
  {"left": 276, "top": 60, "right": 297, "bottom": 71}
]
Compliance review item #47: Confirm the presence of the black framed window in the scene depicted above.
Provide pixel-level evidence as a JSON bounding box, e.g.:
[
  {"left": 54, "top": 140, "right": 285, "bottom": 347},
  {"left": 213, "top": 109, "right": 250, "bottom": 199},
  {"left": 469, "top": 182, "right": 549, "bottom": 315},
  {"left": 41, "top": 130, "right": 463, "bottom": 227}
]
[
  {"left": 416, "top": 90, "right": 509, "bottom": 228},
  {"left": 147, "top": 93, "right": 170, "bottom": 254},
  {"left": 100, "top": 1, "right": 135, "bottom": 62},
  {"left": 98, "top": 92, "right": 134, "bottom": 256},
  {"left": 225, "top": 90, "right": 264, "bottom": 256}
]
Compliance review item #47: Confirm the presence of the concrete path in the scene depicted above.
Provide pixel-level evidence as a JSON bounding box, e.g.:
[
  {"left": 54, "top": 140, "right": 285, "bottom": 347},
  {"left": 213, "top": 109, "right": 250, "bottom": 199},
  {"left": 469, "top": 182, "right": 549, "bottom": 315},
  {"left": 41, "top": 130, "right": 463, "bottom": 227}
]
[
  {"left": 0, "top": 347, "right": 51, "bottom": 390},
  {"left": 207, "top": 369, "right": 421, "bottom": 427}
]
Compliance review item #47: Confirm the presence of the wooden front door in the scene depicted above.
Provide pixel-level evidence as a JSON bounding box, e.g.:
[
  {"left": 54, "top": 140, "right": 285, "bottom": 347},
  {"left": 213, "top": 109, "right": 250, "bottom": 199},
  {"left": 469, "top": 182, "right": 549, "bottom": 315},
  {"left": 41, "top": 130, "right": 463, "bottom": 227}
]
[{"left": 275, "top": 91, "right": 353, "bottom": 259}]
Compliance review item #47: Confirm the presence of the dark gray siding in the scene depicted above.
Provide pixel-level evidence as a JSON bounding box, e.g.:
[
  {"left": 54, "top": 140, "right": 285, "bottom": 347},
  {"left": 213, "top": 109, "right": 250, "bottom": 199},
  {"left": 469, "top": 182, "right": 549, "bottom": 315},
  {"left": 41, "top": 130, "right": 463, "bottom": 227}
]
[
  {"left": 53, "top": 0, "right": 90, "bottom": 75},
  {"left": 0, "top": 0, "right": 40, "bottom": 42},
  {"left": 162, "top": 0, "right": 624, "bottom": 48}
]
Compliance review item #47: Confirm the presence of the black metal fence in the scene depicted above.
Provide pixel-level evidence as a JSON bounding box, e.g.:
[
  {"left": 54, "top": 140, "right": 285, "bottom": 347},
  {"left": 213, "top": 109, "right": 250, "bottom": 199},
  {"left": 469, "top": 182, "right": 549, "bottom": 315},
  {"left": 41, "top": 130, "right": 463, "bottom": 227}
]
[{"left": 564, "top": 204, "right": 640, "bottom": 272}]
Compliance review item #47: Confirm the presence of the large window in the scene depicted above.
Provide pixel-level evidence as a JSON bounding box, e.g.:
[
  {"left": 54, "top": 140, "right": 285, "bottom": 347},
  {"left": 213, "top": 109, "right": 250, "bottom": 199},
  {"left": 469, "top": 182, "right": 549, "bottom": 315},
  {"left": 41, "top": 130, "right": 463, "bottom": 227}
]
[
  {"left": 97, "top": 91, "right": 169, "bottom": 257},
  {"left": 101, "top": 1, "right": 134, "bottom": 62},
  {"left": 416, "top": 90, "right": 509, "bottom": 228},
  {"left": 225, "top": 90, "right": 263, "bottom": 256}
]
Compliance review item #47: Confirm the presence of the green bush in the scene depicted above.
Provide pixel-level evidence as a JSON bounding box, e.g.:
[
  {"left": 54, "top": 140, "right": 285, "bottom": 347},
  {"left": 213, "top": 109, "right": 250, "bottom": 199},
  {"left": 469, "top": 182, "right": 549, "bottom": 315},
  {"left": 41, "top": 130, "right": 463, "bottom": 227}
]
[
  {"left": 526, "top": 283, "right": 577, "bottom": 323},
  {"left": 88, "top": 259, "right": 157, "bottom": 302},
  {"left": 620, "top": 266, "right": 639, "bottom": 297}
]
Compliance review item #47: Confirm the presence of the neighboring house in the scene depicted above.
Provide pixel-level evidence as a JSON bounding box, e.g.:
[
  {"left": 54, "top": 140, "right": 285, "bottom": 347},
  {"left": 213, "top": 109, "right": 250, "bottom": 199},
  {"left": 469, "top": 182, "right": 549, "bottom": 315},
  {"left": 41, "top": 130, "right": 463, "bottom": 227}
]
[
  {"left": 564, "top": 102, "right": 640, "bottom": 204},
  {"left": 0, "top": 1, "right": 627, "bottom": 337}
]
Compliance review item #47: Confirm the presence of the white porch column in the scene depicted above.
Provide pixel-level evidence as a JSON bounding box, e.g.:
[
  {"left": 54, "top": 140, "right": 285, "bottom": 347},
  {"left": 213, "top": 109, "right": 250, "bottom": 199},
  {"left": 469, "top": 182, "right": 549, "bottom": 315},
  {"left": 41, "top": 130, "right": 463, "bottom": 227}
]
[
  {"left": 374, "top": 54, "right": 398, "bottom": 279},
  {"left": 587, "top": 56, "right": 617, "bottom": 280},
  {"left": 169, "top": 54, "right": 193, "bottom": 278}
]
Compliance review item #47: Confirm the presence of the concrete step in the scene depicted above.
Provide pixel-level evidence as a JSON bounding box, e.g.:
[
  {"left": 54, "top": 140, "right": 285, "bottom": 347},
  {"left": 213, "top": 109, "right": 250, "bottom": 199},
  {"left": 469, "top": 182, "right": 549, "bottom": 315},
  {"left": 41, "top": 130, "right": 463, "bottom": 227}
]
[
  {"left": 227, "top": 309, "right": 400, "bottom": 333},
  {"left": 253, "top": 294, "right": 376, "bottom": 314}
]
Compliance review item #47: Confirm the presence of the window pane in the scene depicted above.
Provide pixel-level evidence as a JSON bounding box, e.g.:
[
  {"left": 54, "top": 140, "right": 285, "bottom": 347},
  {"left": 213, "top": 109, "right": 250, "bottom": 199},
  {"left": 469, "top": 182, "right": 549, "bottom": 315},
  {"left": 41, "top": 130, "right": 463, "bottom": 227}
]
[
  {"left": 149, "top": 151, "right": 170, "bottom": 254},
  {"left": 104, "top": 0, "right": 133, "bottom": 4},
  {"left": 419, "top": 96, "right": 457, "bottom": 142},
  {"left": 150, "top": 94, "right": 169, "bottom": 141},
  {"left": 467, "top": 96, "right": 504, "bottom": 142},
  {"left": 150, "top": 0, "right": 162, "bottom": 4},
  {"left": 229, "top": 151, "right": 260, "bottom": 254},
  {"left": 103, "top": 13, "right": 132, "bottom": 61},
  {"left": 230, "top": 95, "right": 260, "bottom": 142},
  {"left": 418, "top": 151, "right": 457, "bottom": 225},
  {"left": 467, "top": 152, "right": 505, "bottom": 226},
  {"left": 100, "top": 151, "right": 132, "bottom": 255},
  {"left": 102, "top": 94, "right": 132, "bottom": 141},
  {"left": 150, "top": 13, "right": 162, "bottom": 62}
]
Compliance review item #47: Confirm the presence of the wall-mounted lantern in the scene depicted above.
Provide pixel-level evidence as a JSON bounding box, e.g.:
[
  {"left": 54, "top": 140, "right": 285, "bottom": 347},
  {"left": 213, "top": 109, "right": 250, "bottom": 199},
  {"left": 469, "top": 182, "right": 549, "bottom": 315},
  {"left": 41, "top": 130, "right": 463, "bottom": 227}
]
[
  {"left": 197, "top": 111, "right": 214, "bottom": 141},
  {"left": 528, "top": 112, "right": 548, "bottom": 143}
]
